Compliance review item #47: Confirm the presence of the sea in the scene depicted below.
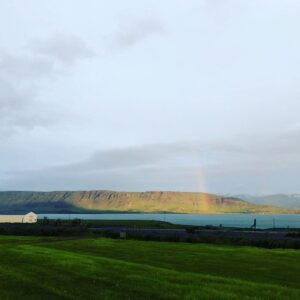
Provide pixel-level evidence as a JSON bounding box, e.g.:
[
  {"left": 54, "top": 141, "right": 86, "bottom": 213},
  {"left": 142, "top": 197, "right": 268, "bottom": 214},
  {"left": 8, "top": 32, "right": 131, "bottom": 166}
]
[{"left": 38, "top": 213, "right": 300, "bottom": 229}]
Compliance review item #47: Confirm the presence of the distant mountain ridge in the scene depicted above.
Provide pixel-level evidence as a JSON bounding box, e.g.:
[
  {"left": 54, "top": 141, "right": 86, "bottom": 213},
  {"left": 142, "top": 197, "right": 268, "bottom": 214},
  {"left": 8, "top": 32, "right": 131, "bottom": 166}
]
[
  {"left": 0, "top": 190, "right": 298, "bottom": 214},
  {"left": 233, "top": 194, "right": 300, "bottom": 209}
]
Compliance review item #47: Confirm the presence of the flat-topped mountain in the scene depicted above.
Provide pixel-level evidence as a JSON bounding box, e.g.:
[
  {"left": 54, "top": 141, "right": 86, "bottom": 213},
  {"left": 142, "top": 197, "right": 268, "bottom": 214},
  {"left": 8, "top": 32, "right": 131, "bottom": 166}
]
[{"left": 0, "top": 190, "right": 298, "bottom": 214}]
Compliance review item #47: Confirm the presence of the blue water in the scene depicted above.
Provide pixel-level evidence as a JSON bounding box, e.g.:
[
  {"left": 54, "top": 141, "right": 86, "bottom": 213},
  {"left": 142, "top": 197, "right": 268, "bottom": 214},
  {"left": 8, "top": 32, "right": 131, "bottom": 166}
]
[{"left": 38, "top": 213, "right": 300, "bottom": 229}]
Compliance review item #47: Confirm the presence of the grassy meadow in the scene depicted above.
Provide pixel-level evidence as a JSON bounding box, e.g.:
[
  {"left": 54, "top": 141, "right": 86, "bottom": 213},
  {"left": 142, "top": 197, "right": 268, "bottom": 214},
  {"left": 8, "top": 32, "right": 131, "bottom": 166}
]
[{"left": 0, "top": 236, "right": 299, "bottom": 299}]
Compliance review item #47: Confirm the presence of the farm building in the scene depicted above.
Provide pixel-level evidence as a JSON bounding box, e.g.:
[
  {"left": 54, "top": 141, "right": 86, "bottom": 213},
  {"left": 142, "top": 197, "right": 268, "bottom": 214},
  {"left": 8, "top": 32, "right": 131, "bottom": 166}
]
[{"left": 0, "top": 212, "right": 37, "bottom": 223}]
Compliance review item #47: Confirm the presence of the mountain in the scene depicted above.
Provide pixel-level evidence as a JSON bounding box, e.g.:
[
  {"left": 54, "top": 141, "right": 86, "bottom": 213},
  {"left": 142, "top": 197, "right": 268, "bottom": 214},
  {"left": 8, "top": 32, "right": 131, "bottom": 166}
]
[
  {"left": 0, "top": 190, "right": 298, "bottom": 214},
  {"left": 234, "top": 194, "right": 300, "bottom": 209}
]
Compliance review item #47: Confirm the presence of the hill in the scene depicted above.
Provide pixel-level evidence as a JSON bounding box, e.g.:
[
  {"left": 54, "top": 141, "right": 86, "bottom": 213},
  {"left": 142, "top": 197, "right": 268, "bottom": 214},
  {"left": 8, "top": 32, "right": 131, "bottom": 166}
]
[
  {"left": 0, "top": 190, "right": 298, "bottom": 214},
  {"left": 234, "top": 194, "right": 300, "bottom": 209}
]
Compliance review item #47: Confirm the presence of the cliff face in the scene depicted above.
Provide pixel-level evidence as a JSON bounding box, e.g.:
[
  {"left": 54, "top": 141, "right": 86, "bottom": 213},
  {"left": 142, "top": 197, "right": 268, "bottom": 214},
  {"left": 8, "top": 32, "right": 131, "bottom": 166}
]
[
  {"left": 0, "top": 190, "right": 297, "bottom": 214},
  {"left": 62, "top": 191, "right": 258, "bottom": 213}
]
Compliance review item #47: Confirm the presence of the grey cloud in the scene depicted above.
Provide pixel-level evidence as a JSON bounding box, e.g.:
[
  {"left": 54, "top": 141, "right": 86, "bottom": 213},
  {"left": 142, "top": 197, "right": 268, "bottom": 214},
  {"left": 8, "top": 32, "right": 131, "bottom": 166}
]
[
  {"left": 4, "top": 128, "right": 300, "bottom": 192},
  {"left": 204, "top": 130, "right": 300, "bottom": 177},
  {"left": 0, "top": 79, "right": 34, "bottom": 130},
  {"left": 54, "top": 142, "right": 208, "bottom": 173},
  {"left": 69, "top": 144, "right": 184, "bottom": 170},
  {"left": 0, "top": 52, "right": 54, "bottom": 81},
  {"left": 0, "top": 64, "right": 56, "bottom": 135},
  {"left": 3, "top": 167, "right": 200, "bottom": 192},
  {"left": 32, "top": 35, "right": 95, "bottom": 64},
  {"left": 2, "top": 141, "right": 209, "bottom": 185},
  {"left": 0, "top": 80, "right": 29, "bottom": 113},
  {"left": 0, "top": 35, "right": 94, "bottom": 136},
  {"left": 0, "top": 78, "right": 59, "bottom": 136},
  {"left": 111, "top": 16, "right": 164, "bottom": 49}
]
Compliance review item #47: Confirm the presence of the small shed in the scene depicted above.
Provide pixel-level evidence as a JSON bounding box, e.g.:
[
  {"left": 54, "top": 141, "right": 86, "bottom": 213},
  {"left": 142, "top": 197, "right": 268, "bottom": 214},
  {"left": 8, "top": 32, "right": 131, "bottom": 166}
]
[
  {"left": 23, "top": 212, "right": 38, "bottom": 223},
  {"left": 0, "top": 212, "right": 38, "bottom": 223}
]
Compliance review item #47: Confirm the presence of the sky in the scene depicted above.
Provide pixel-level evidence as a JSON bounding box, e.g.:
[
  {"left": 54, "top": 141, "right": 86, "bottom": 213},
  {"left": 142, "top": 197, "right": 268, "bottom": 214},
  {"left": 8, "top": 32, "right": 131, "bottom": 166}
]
[{"left": 0, "top": 0, "right": 300, "bottom": 194}]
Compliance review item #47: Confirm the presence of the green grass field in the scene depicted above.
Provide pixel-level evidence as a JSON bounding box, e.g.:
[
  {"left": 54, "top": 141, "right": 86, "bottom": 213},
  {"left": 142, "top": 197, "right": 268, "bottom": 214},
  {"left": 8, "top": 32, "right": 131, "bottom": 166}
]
[{"left": 0, "top": 236, "right": 299, "bottom": 299}]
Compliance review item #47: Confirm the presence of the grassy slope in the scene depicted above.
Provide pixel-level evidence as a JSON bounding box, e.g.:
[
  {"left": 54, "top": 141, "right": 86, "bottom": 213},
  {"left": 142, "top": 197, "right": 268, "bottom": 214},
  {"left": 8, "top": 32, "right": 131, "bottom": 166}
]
[{"left": 0, "top": 236, "right": 299, "bottom": 299}]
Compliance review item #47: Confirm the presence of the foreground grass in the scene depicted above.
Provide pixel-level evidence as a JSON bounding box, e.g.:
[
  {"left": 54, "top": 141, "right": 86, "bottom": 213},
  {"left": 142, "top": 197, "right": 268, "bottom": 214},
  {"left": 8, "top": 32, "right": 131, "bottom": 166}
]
[{"left": 0, "top": 236, "right": 299, "bottom": 299}]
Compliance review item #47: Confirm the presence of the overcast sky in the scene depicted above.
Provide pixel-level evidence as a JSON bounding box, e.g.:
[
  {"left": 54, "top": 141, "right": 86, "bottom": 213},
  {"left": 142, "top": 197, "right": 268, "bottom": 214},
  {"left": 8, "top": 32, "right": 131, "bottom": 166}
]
[{"left": 1, "top": 0, "right": 300, "bottom": 194}]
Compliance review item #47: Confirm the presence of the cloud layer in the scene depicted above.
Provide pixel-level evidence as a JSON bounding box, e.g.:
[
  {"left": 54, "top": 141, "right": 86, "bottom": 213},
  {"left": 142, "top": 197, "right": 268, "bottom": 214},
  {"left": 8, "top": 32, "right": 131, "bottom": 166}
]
[
  {"left": 4, "top": 127, "right": 300, "bottom": 193},
  {"left": 1, "top": 1, "right": 300, "bottom": 194}
]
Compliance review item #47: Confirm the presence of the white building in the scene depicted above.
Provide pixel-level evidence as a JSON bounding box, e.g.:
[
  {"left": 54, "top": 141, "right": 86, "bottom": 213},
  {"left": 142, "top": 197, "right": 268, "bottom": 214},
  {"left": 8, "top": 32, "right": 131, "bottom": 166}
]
[{"left": 0, "top": 212, "right": 38, "bottom": 223}]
